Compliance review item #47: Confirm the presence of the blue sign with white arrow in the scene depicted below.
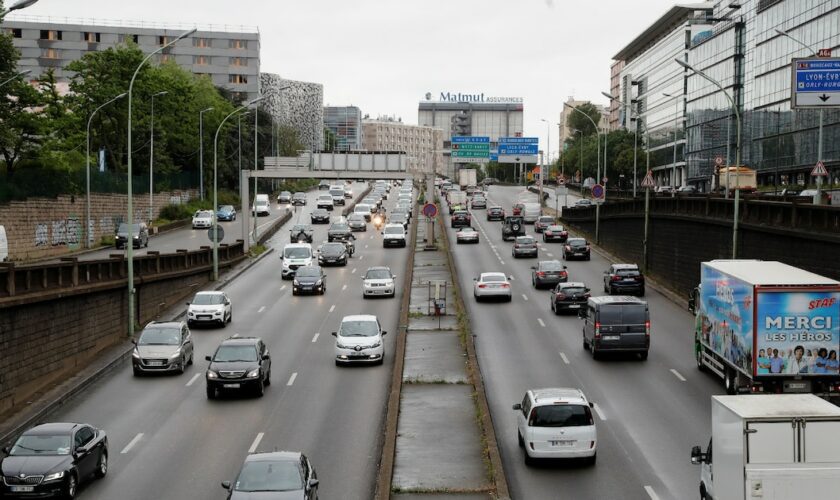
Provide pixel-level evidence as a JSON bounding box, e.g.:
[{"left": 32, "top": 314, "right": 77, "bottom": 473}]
[{"left": 792, "top": 57, "right": 840, "bottom": 108}]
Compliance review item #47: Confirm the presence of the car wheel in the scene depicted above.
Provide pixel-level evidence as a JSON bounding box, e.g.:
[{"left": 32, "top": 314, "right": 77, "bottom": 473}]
[
  {"left": 95, "top": 451, "right": 108, "bottom": 478},
  {"left": 292, "top": 289, "right": 297, "bottom": 296},
  {"left": 591, "top": 345, "right": 599, "bottom": 360},
  {"left": 255, "top": 378, "right": 265, "bottom": 397},
  {"left": 133, "top": 367, "right": 142, "bottom": 377},
  {"left": 554, "top": 302, "right": 561, "bottom": 316},
  {"left": 724, "top": 368, "right": 737, "bottom": 395},
  {"left": 586, "top": 255, "right": 591, "bottom": 261},
  {"left": 639, "top": 287, "right": 645, "bottom": 297},
  {"left": 206, "top": 385, "right": 216, "bottom": 399},
  {"left": 583, "top": 335, "right": 589, "bottom": 350},
  {"left": 639, "top": 351, "right": 649, "bottom": 361},
  {"left": 65, "top": 472, "right": 78, "bottom": 499},
  {"left": 188, "top": 352, "right": 194, "bottom": 365},
  {"left": 264, "top": 370, "right": 271, "bottom": 386},
  {"left": 518, "top": 431, "right": 524, "bottom": 448},
  {"left": 506, "top": 295, "right": 512, "bottom": 302},
  {"left": 524, "top": 450, "right": 535, "bottom": 466},
  {"left": 695, "top": 348, "right": 706, "bottom": 372},
  {"left": 177, "top": 356, "right": 186, "bottom": 374}
]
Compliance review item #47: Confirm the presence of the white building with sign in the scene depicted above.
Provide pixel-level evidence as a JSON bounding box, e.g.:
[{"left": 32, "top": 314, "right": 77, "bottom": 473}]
[{"left": 417, "top": 93, "right": 524, "bottom": 143}]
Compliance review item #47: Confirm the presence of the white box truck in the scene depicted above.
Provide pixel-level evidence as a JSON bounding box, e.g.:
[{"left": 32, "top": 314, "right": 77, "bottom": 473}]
[
  {"left": 458, "top": 168, "right": 477, "bottom": 188},
  {"left": 689, "top": 260, "right": 840, "bottom": 397},
  {"left": 691, "top": 394, "right": 840, "bottom": 500}
]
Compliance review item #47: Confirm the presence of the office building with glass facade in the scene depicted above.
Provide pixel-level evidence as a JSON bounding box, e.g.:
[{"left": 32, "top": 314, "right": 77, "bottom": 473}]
[
  {"left": 684, "top": 0, "right": 840, "bottom": 191},
  {"left": 324, "top": 106, "right": 363, "bottom": 151}
]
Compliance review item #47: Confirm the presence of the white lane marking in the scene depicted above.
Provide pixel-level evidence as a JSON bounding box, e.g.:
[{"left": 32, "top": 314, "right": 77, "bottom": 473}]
[
  {"left": 670, "top": 369, "right": 687, "bottom": 382},
  {"left": 190, "top": 233, "right": 197, "bottom": 239},
  {"left": 644, "top": 486, "right": 661, "bottom": 500},
  {"left": 352, "top": 268, "right": 357, "bottom": 274},
  {"left": 537, "top": 318, "right": 546, "bottom": 328},
  {"left": 342, "top": 284, "right": 347, "bottom": 291},
  {"left": 121, "top": 433, "right": 144, "bottom": 454},
  {"left": 248, "top": 432, "right": 264, "bottom": 453},
  {"left": 280, "top": 285, "right": 286, "bottom": 291},
  {"left": 509, "top": 275, "right": 515, "bottom": 280},
  {"left": 287, "top": 372, "right": 298, "bottom": 386},
  {"left": 546, "top": 252, "right": 554, "bottom": 257},
  {"left": 592, "top": 403, "right": 607, "bottom": 421},
  {"left": 500, "top": 260, "right": 505, "bottom": 265},
  {"left": 365, "top": 244, "right": 369, "bottom": 249},
  {"left": 359, "top": 255, "right": 364, "bottom": 260},
  {"left": 329, "top": 304, "right": 336, "bottom": 313},
  {"left": 258, "top": 306, "right": 266, "bottom": 313},
  {"left": 185, "top": 373, "right": 201, "bottom": 387},
  {"left": 559, "top": 352, "right": 570, "bottom": 364},
  {"left": 522, "top": 294, "right": 529, "bottom": 301},
  {"left": 312, "top": 333, "right": 320, "bottom": 343}
]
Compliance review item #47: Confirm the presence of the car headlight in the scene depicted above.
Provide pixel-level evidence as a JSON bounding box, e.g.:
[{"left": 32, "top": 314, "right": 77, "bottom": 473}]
[
  {"left": 369, "top": 341, "right": 382, "bottom": 348},
  {"left": 213, "top": 310, "right": 222, "bottom": 316},
  {"left": 336, "top": 342, "right": 350, "bottom": 349},
  {"left": 206, "top": 370, "right": 218, "bottom": 379},
  {"left": 132, "top": 349, "right": 140, "bottom": 359},
  {"left": 168, "top": 350, "right": 182, "bottom": 359},
  {"left": 246, "top": 369, "right": 260, "bottom": 378},
  {"left": 43, "top": 471, "right": 65, "bottom": 482},
  {"left": 283, "top": 261, "right": 290, "bottom": 269},
  {"left": 315, "top": 280, "right": 322, "bottom": 286},
  {"left": 293, "top": 279, "right": 300, "bottom": 286}
]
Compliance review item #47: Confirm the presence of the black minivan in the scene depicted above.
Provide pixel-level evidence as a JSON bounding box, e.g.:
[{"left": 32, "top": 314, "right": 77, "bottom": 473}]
[{"left": 580, "top": 296, "right": 649, "bottom": 360}]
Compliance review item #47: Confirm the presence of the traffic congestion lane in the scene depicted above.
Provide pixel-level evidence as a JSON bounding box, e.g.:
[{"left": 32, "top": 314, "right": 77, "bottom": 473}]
[
  {"left": 44, "top": 182, "right": 411, "bottom": 499},
  {"left": 444, "top": 184, "right": 722, "bottom": 499}
]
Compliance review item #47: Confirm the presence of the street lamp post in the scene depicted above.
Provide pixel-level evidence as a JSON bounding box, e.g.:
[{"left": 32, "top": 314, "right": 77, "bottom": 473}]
[
  {"left": 198, "top": 106, "right": 214, "bottom": 200},
  {"left": 663, "top": 92, "right": 680, "bottom": 197},
  {"left": 564, "top": 102, "right": 601, "bottom": 243},
  {"left": 214, "top": 97, "right": 264, "bottom": 281},
  {"left": 0, "top": 0, "right": 39, "bottom": 16},
  {"left": 540, "top": 118, "right": 551, "bottom": 210},
  {"left": 149, "top": 90, "right": 168, "bottom": 223},
  {"left": 125, "top": 28, "right": 196, "bottom": 338},
  {"left": 676, "top": 58, "right": 741, "bottom": 258},
  {"left": 86, "top": 92, "right": 127, "bottom": 248},
  {"left": 0, "top": 69, "right": 30, "bottom": 88}
]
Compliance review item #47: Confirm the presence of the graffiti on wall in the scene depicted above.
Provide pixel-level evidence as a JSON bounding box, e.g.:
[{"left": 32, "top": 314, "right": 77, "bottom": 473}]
[{"left": 34, "top": 216, "right": 83, "bottom": 250}]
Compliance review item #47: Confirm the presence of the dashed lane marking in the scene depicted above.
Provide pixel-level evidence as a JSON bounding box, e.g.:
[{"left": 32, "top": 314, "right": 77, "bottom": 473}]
[
  {"left": 121, "top": 433, "right": 143, "bottom": 454},
  {"left": 592, "top": 403, "right": 607, "bottom": 421},
  {"left": 559, "top": 352, "right": 570, "bottom": 364},
  {"left": 644, "top": 486, "right": 661, "bottom": 500},
  {"left": 537, "top": 318, "right": 545, "bottom": 327},
  {"left": 522, "top": 294, "right": 529, "bottom": 301},
  {"left": 329, "top": 304, "right": 336, "bottom": 313},
  {"left": 258, "top": 306, "right": 265, "bottom": 313},
  {"left": 248, "top": 432, "right": 264, "bottom": 453},
  {"left": 185, "top": 373, "right": 201, "bottom": 387},
  {"left": 312, "top": 333, "right": 320, "bottom": 343},
  {"left": 287, "top": 372, "right": 298, "bottom": 386},
  {"left": 670, "top": 369, "right": 687, "bottom": 382}
]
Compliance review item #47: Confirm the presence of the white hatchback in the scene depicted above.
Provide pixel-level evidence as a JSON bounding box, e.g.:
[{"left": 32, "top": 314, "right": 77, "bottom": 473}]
[
  {"left": 362, "top": 266, "right": 396, "bottom": 298},
  {"left": 332, "top": 314, "right": 387, "bottom": 365},
  {"left": 192, "top": 210, "right": 214, "bottom": 229},
  {"left": 186, "top": 291, "right": 232, "bottom": 327},
  {"left": 512, "top": 388, "right": 597, "bottom": 465}
]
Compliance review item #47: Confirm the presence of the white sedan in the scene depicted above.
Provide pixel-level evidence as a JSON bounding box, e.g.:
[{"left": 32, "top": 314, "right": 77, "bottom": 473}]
[
  {"left": 456, "top": 226, "right": 480, "bottom": 244},
  {"left": 192, "top": 210, "right": 214, "bottom": 229},
  {"left": 473, "top": 272, "right": 512, "bottom": 302}
]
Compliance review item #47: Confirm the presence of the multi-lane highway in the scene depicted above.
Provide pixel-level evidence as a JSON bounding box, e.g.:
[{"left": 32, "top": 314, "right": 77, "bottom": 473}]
[
  {"left": 42, "top": 183, "right": 409, "bottom": 499},
  {"left": 446, "top": 185, "right": 722, "bottom": 500}
]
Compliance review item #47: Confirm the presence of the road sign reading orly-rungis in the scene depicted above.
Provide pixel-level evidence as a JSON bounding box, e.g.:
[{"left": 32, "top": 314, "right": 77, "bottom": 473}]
[{"left": 791, "top": 57, "right": 840, "bottom": 108}]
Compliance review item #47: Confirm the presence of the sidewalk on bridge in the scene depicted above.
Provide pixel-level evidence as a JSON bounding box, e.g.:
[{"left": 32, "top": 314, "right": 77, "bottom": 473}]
[{"left": 390, "top": 220, "right": 496, "bottom": 499}]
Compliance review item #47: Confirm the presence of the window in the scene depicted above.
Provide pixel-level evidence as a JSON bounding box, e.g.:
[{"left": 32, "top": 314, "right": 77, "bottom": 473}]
[
  {"left": 7, "top": 28, "right": 22, "bottom": 38},
  {"left": 41, "top": 48, "right": 59, "bottom": 59},
  {"left": 74, "top": 427, "right": 94, "bottom": 447},
  {"left": 229, "top": 74, "right": 248, "bottom": 84},
  {"left": 193, "top": 37, "right": 211, "bottom": 48},
  {"left": 158, "top": 35, "right": 169, "bottom": 45},
  {"left": 230, "top": 57, "right": 247, "bottom": 67},
  {"left": 229, "top": 39, "right": 246, "bottom": 49},
  {"left": 193, "top": 55, "right": 209, "bottom": 65},
  {"left": 529, "top": 405, "right": 593, "bottom": 427},
  {"left": 83, "top": 31, "right": 100, "bottom": 43},
  {"left": 39, "top": 30, "right": 61, "bottom": 41}
]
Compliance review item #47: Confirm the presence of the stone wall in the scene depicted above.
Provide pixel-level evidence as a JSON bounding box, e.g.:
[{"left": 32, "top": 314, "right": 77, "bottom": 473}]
[{"left": 0, "top": 189, "right": 198, "bottom": 261}]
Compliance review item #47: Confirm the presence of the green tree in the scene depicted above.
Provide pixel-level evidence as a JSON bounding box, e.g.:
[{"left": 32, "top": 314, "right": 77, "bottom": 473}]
[
  {"left": 277, "top": 126, "right": 304, "bottom": 157},
  {"left": 566, "top": 102, "right": 601, "bottom": 137},
  {"left": 323, "top": 127, "right": 337, "bottom": 152}
]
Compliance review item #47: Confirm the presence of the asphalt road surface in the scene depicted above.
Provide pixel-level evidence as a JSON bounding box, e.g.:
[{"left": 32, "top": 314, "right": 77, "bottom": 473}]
[
  {"left": 43, "top": 182, "right": 410, "bottom": 499},
  {"left": 446, "top": 185, "right": 722, "bottom": 500}
]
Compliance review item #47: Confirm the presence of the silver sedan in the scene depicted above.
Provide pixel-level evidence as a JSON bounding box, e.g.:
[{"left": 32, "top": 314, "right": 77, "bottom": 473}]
[
  {"left": 473, "top": 272, "right": 512, "bottom": 302},
  {"left": 456, "top": 226, "right": 480, "bottom": 244}
]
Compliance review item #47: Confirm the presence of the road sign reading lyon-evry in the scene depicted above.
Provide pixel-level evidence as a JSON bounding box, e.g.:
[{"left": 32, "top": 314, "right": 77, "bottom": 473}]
[
  {"left": 812, "top": 160, "right": 829, "bottom": 177},
  {"left": 791, "top": 57, "right": 840, "bottom": 108}
]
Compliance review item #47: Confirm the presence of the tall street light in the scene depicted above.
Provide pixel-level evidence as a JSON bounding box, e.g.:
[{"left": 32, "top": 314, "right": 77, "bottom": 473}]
[
  {"left": 86, "top": 92, "right": 127, "bottom": 248},
  {"left": 149, "top": 90, "right": 168, "bottom": 222},
  {"left": 0, "top": 69, "right": 31, "bottom": 88},
  {"left": 540, "top": 118, "right": 550, "bottom": 209},
  {"left": 0, "top": 0, "right": 39, "bottom": 15},
  {"left": 676, "top": 57, "right": 741, "bottom": 258},
  {"left": 603, "top": 91, "right": 640, "bottom": 197},
  {"left": 775, "top": 28, "right": 825, "bottom": 204},
  {"left": 214, "top": 96, "right": 264, "bottom": 280},
  {"left": 125, "top": 28, "right": 196, "bottom": 338},
  {"left": 564, "top": 102, "right": 602, "bottom": 243},
  {"left": 663, "top": 92, "right": 680, "bottom": 197},
  {"left": 198, "top": 106, "right": 214, "bottom": 200}
]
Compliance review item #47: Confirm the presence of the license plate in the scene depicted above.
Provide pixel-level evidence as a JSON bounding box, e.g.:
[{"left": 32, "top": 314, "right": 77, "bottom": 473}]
[
  {"left": 623, "top": 278, "right": 634, "bottom": 282},
  {"left": 11, "top": 486, "right": 35, "bottom": 492},
  {"left": 568, "top": 304, "right": 580, "bottom": 309},
  {"left": 603, "top": 335, "right": 620, "bottom": 341},
  {"left": 549, "top": 440, "right": 575, "bottom": 446},
  {"left": 147, "top": 360, "right": 164, "bottom": 366},
  {"left": 574, "top": 252, "right": 583, "bottom": 256},
  {"left": 223, "top": 383, "right": 240, "bottom": 389}
]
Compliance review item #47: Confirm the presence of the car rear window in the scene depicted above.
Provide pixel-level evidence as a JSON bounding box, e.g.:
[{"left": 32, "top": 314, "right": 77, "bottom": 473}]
[
  {"left": 540, "top": 261, "right": 564, "bottom": 271},
  {"left": 529, "top": 404, "right": 593, "bottom": 427},
  {"left": 559, "top": 286, "right": 586, "bottom": 295},
  {"left": 599, "top": 304, "right": 647, "bottom": 324},
  {"left": 483, "top": 274, "right": 506, "bottom": 283},
  {"left": 616, "top": 269, "right": 640, "bottom": 277},
  {"left": 568, "top": 239, "right": 586, "bottom": 247}
]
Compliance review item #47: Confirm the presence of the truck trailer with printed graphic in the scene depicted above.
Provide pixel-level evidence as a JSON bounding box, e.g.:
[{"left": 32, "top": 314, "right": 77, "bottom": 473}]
[{"left": 688, "top": 260, "right": 840, "bottom": 397}]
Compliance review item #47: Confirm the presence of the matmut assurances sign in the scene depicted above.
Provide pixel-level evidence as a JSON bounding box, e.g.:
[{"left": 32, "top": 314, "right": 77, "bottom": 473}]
[{"left": 425, "top": 92, "right": 523, "bottom": 104}]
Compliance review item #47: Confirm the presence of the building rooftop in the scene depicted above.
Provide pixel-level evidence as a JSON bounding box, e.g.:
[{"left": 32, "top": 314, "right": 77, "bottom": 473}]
[
  {"left": 612, "top": 2, "right": 714, "bottom": 62},
  {"left": 4, "top": 13, "right": 258, "bottom": 34}
]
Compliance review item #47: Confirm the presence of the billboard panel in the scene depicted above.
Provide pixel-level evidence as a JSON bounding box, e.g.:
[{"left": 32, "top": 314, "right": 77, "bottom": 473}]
[{"left": 698, "top": 265, "right": 755, "bottom": 376}]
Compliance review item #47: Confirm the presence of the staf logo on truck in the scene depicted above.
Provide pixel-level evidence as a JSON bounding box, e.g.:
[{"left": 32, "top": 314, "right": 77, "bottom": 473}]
[{"left": 809, "top": 297, "right": 837, "bottom": 310}]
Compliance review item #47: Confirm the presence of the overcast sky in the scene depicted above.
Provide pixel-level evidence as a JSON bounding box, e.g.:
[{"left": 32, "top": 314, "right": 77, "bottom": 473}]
[{"left": 12, "top": 0, "right": 679, "bottom": 157}]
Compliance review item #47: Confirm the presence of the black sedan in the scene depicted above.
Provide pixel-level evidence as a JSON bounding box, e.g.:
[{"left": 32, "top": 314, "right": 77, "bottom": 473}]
[
  {"left": 450, "top": 210, "right": 472, "bottom": 228},
  {"left": 486, "top": 206, "right": 505, "bottom": 221},
  {"left": 543, "top": 224, "right": 568, "bottom": 243},
  {"left": 531, "top": 260, "right": 568, "bottom": 289},
  {"left": 563, "top": 237, "right": 591, "bottom": 260},
  {"left": 293, "top": 266, "right": 327, "bottom": 294},
  {"left": 290, "top": 224, "right": 314, "bottom": 243},
  {"left": 1, "top": 422, "right": 108, "bottom": 499},
  {"left": 512, "top": 235, "right": 538, "bottom": 258},
  {"left": 327, "top": 222, "right": 353, "bottom": 242},
  {"left": 317, "top": 242, "right": 349, "bottom": 266},
  {"left": 310, "top": 209, "right": 330, "bottom": 224},
  {"left": 347, "top": 213, "right": 367, "bottom": 231},
  {"left": 277, "top": 191, "right": 292, "bottom": 204},
  {"left": 550, "top": 282, "right": 591, "bottom": 315},
  {"left": 222, "top": 451, "right": 318, "bottom": 500},
  {"left": 292, "top": 192, "right": 307, "bottom": 205}
]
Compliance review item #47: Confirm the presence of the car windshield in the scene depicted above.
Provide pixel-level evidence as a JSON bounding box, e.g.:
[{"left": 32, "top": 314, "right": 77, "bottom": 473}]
[
  {"left": 540, "top": 261, "right": 564, "bottom": 271},
  {"left": 117, "top": 223, "right": 142, "bottom": 232},
  {"left": 384, "top": 227, "right": 403, "bottom": 235},
  {"left": 295, "top": 267, "right": 321, "bottom": 277},
  {"left": 348, "top": 215, "right": 363, "bottom": 222},
  {"left": 459, "top": 227, "right": 475, "bottom": 232},
  {"left": 291, "top": 225, "right": 311, "bottom": 232},
  {"left": 10, "top": 434, "right": 72, "bottom": 456},
  {"left": 213, "top": 345, "right": 258, "bottom": 362},
  {"left": 280, "top": 191, "right": 291, "bottom": 196},
  {"left": 318, "top": 196, "right": 332, "bottom": 201},
  {"left": 138, "top": 327, "right": 180, "bottom": 346},
  {"left": 330, "top": 224, "right": 349, "bottom": 231},
  {"left": 569, "top": 239, "right": 587, "bottom": 247},
  {"left": 547, "top": 225, "right": 564, "bottom": 231},
  {"left": 192, "top": 293, "right": 224, "bottom": 305},
  {"left": 313, "top": 210, "right": 327, "bottom": 215},
  {"left": 483, "top": 274, "right": 506, "bottom": 283},
  {"left": 340, "top": 320, "right": 379, "bottom": 337},
  {"left": 284, "top": 247, "right": 311, "bottom": 259},
  {"left": 321, "top": 244, "right": 345, "bottom": 253},
  {"left": 355, "top": 205, "right": 370, "bottom": 212},
  {"left": 538, "top": 217, "right": 553, "bottom": 223},
  {"left": 233, "top": 460, "right": 303, "bottom": 492},
  {"left": 294, "top": 193, "right": 305, "bottom": 198},
  {"left": 365, "top": 269, "right": 392, "bottom": 279},
  {"left": 194, "top": 211, "right": 211, "bottom": 218},
  {"left": 529, "top": 405, "right": 592, "bottom": 427},
  {"left": 219, "top": 205, "right": 233, "bottom": 212},
  {"left": 599, "top": 304, "right": 647, "bottom": 324},
  {"left": 516, "top": 237, "right": 535, "bottom": 245}
]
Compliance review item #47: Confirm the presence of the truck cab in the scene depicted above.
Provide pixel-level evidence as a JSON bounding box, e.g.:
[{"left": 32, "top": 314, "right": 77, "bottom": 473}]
[{"left": 690, "top": 439, "right": 714, "bottom": 500}]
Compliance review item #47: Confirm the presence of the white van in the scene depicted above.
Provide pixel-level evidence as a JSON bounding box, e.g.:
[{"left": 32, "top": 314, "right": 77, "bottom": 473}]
[
  {"left": 252, "top": 194, "right": 271, "bottom": 216},
  {"left": 0, "top": 225, "right": 8, "bottom": 262},
  {"left": 522, "top": 202, "right": 541, "bottom": 223},
  {"left": 281, "top": 242, "right": 313, "bottom": 279}
]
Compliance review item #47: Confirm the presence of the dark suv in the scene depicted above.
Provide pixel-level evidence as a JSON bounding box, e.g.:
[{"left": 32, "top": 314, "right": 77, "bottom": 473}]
[
  {"left": 205, "top": 336, "right": 271, "bottom": 399},
  {"left": 551, "top": 282, "right": 590, "bottom": 315},
  {"left": 502, "top": 216, "right": 526, "bottom": 241},
  {"left": 603, "top": 263, "right": 645, "bottom": 296}
]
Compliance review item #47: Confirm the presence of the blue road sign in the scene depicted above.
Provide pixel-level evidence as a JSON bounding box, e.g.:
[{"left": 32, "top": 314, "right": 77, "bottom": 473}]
[
  {"left": 490, "top": 152, "right": 498, "bottom": 162},
  {"left": 499, "top": 137, "right": 539, "bottom": 144},
  {"left": 592, "top": 184, "right": 605, "bottom": 200},
  {"left": 498, "top": 144, "right": 539, "bottom": 155},
  {"left": 792, "top": 57, "right": 840, "bottom": 108},
  {"left": 451, "top": 136, "right": 489, "bottom": 143}
]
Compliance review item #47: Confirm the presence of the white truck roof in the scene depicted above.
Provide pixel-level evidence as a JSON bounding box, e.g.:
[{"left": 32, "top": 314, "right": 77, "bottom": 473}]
[
  {"left": 713, "top": 394, "right": 840, "bottom": 419},
  {"left": 704, "top": 260, "right": 839, "bottom": 287}
]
